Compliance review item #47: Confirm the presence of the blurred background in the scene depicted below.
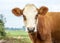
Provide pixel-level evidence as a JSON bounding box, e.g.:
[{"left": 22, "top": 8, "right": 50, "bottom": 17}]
[{"left": 0, "top": 0, "right": 60, "bottom": 43}]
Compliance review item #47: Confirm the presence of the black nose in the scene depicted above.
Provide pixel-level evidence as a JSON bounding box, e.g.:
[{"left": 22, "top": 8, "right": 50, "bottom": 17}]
[{"left": 27, "top": 27, "right": 35, "bottom": 33}]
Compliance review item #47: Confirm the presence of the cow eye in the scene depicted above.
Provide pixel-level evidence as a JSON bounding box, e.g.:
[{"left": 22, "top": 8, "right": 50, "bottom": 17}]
[
  {"left": 35, "top": 15, "right": 38, "bottom": 19},
  {"left": 23, "top": 15, "right": 27, "bottom": 20}
]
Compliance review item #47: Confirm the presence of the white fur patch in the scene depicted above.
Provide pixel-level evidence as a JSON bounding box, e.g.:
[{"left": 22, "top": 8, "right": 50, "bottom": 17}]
[{"left": 23, "top": 4, "right": 38, "bottom": 32}]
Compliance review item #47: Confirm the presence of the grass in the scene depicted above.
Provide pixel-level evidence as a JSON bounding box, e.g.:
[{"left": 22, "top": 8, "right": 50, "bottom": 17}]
[
  {"left": 5, "top": 30, "right": 28, "bottom": 37},
  {"left": 4, "top": 30, "right": 31, "bottom": 43}
]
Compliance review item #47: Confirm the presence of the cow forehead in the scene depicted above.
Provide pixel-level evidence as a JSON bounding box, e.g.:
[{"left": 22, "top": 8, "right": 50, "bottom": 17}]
[{"left": 23, "top": 4, "right": 38, "bottom": 17}]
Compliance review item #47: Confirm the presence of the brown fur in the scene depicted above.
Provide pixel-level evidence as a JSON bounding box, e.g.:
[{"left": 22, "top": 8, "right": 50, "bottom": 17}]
[
  {"left": 38, "top": 6, "right": 48, "bottom": 15},
  {"left": 28, "top": 6, "right": 60, "bottom": 43},
  {"left": 28, "top": 12, "right": 60, "bottom": 43},
  {"left": 12, "top": 8, "right": 23, "bottom": 16}
]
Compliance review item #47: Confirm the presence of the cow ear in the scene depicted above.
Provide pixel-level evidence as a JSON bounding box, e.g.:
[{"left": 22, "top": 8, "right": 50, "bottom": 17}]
[
  {"left": 38, "top": 6, "right": 48, "bottom": 15},
  {"left": 12, "top": 8, "right": 23, "bottom": 16}
]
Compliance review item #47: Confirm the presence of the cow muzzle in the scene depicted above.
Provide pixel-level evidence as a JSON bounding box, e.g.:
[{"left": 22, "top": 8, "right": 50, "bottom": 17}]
[{"left": 27, "top": 27, "right": 36, "bottom": 33}]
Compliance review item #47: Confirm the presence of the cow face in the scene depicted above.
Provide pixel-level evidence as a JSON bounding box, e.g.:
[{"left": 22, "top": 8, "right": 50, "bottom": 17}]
[
  {"left": 12, "top": 4, "right": 48, "bottom": 33},
  {"left": 23, "top": 4, "right": 38, "bottom": 32}
]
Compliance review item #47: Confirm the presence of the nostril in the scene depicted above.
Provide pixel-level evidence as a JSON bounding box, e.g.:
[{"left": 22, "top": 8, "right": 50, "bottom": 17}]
[
  {"left": 27, "top": 27, "right": 30, "bottom": 31},
  {"left": 33, "top": 27, "right": 35, "bottom": 30}
]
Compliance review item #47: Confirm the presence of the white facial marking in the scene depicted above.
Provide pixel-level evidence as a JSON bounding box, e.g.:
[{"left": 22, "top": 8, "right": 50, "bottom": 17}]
[{"left": 23, "top": 4, "right": 38, "bottom": 32}]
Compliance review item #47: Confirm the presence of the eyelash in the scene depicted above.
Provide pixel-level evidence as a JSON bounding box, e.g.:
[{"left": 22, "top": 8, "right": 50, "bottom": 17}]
[
  {"left": 23, "top": 15, "right": 27, "bottom": 20},
  {"left": 35, "top": 15, "right": 38, "bottom": 19}
]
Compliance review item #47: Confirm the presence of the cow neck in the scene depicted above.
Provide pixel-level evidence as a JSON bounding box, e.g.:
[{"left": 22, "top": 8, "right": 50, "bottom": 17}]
[{"left": 37, "top": 15, "right": 45, "bottom": 41}]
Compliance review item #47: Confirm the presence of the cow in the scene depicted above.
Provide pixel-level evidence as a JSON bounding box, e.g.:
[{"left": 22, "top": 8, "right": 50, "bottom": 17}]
[{"left": 12, "top": 4, "right": 60, "bottom": 43}]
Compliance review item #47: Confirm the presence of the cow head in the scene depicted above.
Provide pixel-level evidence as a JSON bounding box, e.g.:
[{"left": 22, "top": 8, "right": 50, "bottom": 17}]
[{"left": 12, "top": 4, "right": 48, "bottom": 33}]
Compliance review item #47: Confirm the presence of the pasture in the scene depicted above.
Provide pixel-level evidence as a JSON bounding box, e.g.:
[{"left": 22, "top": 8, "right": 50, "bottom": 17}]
[{"left": 0, "top": 30, "right": 31, "bottom": 43}]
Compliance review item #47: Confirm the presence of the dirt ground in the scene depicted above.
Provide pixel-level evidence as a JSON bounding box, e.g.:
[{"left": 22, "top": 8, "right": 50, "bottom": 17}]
[
  {"left": 0, "top": 37, "right": 31, "bottom": 43},
  {"left": 0, "top": 39, "right": 21, "bottom": 43},
  {"left": 0, "top": 37, "right": 60, "bottom": 43}
]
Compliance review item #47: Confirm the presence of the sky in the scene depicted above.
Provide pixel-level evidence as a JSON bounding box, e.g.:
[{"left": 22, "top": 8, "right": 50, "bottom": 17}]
[{"left": 0, "top": 0, "right": 60, "bottom": 28}]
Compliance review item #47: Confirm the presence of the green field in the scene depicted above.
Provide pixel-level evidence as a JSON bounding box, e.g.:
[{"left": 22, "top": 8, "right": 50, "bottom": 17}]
[
  {"left": 6, "top": 30, "right": 28, "bottom": 37},
  {"left": 4, "top": 30, "right": 31, "bottom": 43}
]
